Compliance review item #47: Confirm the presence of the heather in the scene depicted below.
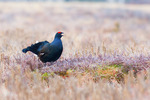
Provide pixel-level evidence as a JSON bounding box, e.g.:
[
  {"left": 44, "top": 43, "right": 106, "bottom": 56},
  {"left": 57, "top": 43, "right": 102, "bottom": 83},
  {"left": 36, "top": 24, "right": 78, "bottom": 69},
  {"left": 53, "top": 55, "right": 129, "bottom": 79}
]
[{"left": 0, "top": 2, "right": 150, "bottom": 100}]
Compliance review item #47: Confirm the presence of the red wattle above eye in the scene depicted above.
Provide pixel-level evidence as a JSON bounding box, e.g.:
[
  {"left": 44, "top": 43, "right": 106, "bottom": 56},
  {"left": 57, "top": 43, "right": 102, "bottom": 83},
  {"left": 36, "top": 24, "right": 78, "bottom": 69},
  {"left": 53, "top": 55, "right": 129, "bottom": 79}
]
[{"left": 58, "top": 32, "right": 62, "bottom": 34}]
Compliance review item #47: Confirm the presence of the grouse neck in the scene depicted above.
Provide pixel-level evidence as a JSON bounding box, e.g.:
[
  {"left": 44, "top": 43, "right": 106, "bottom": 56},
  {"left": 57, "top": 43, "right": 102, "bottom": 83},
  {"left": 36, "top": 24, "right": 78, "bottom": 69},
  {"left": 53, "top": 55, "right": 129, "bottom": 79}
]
[
  {"left": 51, "top": 37, "right": 62, "bottom": 45},
  {"left": 54, "top": 37, "right": 61, "bottom": 40},
  {"left": 54, "top": 34, "right": 62, "bottom": 39}
]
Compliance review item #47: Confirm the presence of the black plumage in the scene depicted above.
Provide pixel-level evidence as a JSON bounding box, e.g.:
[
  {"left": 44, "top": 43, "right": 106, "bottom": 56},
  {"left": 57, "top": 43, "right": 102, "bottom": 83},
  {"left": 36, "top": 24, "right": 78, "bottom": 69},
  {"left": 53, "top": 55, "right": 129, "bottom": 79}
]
[{"left": 22, "top": 32, "right": 64, "bottom": 63}]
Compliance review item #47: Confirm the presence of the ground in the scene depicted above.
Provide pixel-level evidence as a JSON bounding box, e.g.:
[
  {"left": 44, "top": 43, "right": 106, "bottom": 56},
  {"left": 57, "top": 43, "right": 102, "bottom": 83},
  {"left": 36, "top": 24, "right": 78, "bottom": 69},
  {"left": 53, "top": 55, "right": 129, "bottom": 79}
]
[{"left": 0, "top": 2, "right": 150, "bottom": 100}]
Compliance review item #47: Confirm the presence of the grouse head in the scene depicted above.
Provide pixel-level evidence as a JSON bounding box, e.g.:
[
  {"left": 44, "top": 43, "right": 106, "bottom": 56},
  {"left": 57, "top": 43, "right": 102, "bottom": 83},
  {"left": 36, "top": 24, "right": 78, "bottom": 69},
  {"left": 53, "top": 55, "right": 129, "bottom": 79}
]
[{"left": 55, "top": 32, "right": 64, "bottom": 39}]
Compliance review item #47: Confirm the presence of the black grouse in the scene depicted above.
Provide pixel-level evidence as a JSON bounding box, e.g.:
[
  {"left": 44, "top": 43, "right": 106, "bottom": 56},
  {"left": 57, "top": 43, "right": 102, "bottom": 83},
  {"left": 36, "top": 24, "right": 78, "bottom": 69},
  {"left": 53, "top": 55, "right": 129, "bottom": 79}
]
[{"left": 22, "top": 32, "right": 64, "bottom": 63}]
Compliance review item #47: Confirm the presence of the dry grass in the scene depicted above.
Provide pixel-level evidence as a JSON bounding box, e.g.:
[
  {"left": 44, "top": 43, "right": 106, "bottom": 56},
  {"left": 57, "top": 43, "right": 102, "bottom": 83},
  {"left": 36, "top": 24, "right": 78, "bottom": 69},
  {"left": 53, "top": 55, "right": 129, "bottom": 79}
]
[{"left": 0, "top": 2, "right": 150, "bottom": 100}]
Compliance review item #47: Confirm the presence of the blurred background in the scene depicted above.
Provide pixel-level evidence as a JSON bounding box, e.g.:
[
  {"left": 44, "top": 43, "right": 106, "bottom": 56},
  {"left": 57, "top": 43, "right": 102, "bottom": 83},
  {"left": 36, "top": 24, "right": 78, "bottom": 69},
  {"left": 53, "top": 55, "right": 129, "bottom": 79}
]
[
  {"left": 1, "top": 1, "right": 150, "bottom": 100},
  {"left": 0, "top": 0, "right": 150, "bottom": 4},
  {"left": 0, "top": 0, "right": 150, "bottom": 57}
]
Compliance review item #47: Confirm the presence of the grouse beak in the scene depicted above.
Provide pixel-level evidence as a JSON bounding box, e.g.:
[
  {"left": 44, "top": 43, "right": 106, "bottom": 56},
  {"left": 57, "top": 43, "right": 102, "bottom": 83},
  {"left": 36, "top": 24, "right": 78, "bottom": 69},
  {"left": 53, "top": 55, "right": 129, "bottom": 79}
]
[{"left": 61, "top": 32, "right": 64, "bottom": 36}]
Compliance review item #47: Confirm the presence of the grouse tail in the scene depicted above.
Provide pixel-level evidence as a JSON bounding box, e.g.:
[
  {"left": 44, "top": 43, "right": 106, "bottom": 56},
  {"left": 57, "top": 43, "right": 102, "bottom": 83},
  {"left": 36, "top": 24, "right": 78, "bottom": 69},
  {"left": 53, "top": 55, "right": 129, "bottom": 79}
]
[
  {"left": 22, "top": 41, "right": 49, "bottom": 55},
  {"left": 22, "top": 44, "right": 39, "bottom": 55},
  {"left": 22, "top": 48, "right": 29, "bottom": 53}
]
